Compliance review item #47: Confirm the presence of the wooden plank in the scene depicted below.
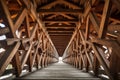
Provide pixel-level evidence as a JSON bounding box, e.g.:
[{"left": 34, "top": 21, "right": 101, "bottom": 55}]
[
  {"left": 0, "top": 42, "right": 20, "bottom": 76},
  {"left": 98, "top": 0, "right": 112, "bottom": 38}
]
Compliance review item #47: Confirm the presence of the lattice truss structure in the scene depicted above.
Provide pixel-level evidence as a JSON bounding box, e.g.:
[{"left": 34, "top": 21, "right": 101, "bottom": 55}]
[{"left": 0, "top": 0, "right": 120, "bottom": 80}]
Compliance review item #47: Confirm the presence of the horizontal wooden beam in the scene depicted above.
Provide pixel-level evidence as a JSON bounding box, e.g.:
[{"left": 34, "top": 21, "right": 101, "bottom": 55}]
[
  {"left": 45, "top": 24, "right": 76, "bottom": 27},
  {"left": 37, "top": 9, "right": 82, "bottom": 14},
  {"left": 39, "top": 0, "right": 82, "bottom": 9},
  {"left": 47, "top": 28, "right": 74, "bottom": 31},
  {"left": 48, "top": 30, "right": 73, "bottom": 32},
  {"left": 43, "top": 19, "right": 78, "bottom": 23},
  {"left": 46, "top": 27, "right": 75, "bottom": 29},
  {"left": 50, "top": 34, "right": 72, "bottom": 36},
  {"left": 48, "top": 31, "right": 73, "bottom": 34}
]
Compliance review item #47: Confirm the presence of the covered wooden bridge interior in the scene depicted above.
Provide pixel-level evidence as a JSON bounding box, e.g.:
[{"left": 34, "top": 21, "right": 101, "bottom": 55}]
[{"left": 0, "top": 0, "right": 120, "bottom": 80}]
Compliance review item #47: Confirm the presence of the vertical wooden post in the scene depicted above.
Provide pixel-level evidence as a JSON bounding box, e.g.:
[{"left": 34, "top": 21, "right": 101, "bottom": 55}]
[
  {"left": 27, "top": 52, "right": 33, "bottom": 72},
  {"left": 93, "top": 54, "right": 99, "bottom": 76},
  {"left": 12, "top": 52, "right": 21, "bottom": 77}
]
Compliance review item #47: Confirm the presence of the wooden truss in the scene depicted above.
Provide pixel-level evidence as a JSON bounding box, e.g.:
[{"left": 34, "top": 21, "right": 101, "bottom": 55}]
[
  {"left": 0, "top": 0, "right": 58, "bottom": 77},
  {"left": 63, "top": 0, "right": 120, "bottom": 80}
]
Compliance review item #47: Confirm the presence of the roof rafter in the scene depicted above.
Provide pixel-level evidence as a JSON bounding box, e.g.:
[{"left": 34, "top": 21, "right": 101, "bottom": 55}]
[{"left": 39, "top": 0, "right": 82, "bottom": 9}]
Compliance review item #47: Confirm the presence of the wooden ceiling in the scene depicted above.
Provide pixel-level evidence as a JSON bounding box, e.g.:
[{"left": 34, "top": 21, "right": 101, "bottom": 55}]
[
  {"left": 0, "top": 0, "right": 120, "bottom": 56},
  {"left": 36, "top": 0, "right": 83, "bottom": 56},
  {"left": 36, "top": 0, "right": 120, "bottom": 56}
]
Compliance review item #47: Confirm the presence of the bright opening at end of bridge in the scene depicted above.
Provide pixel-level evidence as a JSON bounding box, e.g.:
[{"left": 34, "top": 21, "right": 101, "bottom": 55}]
[{"left": 58, "top": 57, "right": 63, "bottom": 63}]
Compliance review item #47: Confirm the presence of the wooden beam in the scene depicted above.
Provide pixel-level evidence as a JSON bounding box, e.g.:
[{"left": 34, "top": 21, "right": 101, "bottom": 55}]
[
  {"left": 21, "top": 43, "right": 33, "bottom": 69},
  {"left": 89, "top": 12, "right": 117, "bottom": 38},
  {"left": 37, "top": 9, "right": 82, "bottom": 14},
  {"left": 47, "top": 28, "right": 74, "bottom": 31},
  {"left": 60, "top": 14, "right": 75, "bottom": 19},
  {"left": 25, "top": 14, "right": 30, "bottom": 37},
  {"left": 39, "top": 0, "right": 61, "bottom": 9},
  {"left": 14, "top": 9, "right": 27, "bottom": 32},
  {"left": 48, "top": 31, "right": 73, "bottom": 33},
  {"left": 27, "top": 51, "right": 33, "bottom": 72},
  {"left": 83, "top": 0, "right": 96, "bottom": 18},
  {"left": 89, "top": 12, "right": 99, "bottom": 32},
  {"left": 96, "top": 13, "right": 120, "bottom": 24},
  {"left": 79, "top": 30, "right": 93, "bottom": 67},
  {"left": 85, "top": 16, "right": 90, "bottom": 40},
  {"left": 31, "top": 36, "right": 42, "bottom": 68},
  {"left": 0, "top": 0, "right": 15, "bottom": 37},
  {"left": 46, "top": 14, "right": 58, "bottom": 19},
  {"left": 45, "top": 24, "right": 76, "bottom": 27},
  {"left": 46, "top": 27, "right": 75, "bottom": 29},
  {"left": 39, "top": 0, "right": 82, "bottom": 9},
  {"left": 98, "top": 0, "right": 112, "bottom": 38},
  {"left": 49, "top": 31, "right": 73, "bottom": 35},
  {"left": 49, "top": 34, "right": 72, "bottom": 36},
  {"left": 43, "top": 19, "right": 78, "bottom": 23},
  {"left": 60, "top": 0, "right": 82, "bottom": 9},
  {"left": 92, "top": 43, "right": 113, "bottom": 80},
  {"left": 23, "top": 0, "right": 59, "bottom": 58},
  {"left": 0, "top": 42, "right": 20, "bottom": 76},
  {"left": 12, "top": 52, "right": 22, "bottom": 77}
]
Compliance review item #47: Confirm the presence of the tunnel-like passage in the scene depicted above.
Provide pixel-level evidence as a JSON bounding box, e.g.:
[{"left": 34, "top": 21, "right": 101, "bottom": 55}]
[{"left": 0, "top": 0, "right": 120, "bottom": 80}]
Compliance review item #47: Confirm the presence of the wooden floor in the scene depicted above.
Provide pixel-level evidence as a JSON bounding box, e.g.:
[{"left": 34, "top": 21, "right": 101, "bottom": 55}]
[{"left": 15, "top": 62, "right": 101, "bottom": 80}]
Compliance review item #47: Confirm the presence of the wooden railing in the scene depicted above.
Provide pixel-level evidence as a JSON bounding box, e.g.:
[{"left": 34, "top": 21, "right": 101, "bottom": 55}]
[
  {"left": 63, "top": 0, "right": 120, "bottom": 80},
  {"left": 0, "top": 0, "right": 58, "bottom": 78}
]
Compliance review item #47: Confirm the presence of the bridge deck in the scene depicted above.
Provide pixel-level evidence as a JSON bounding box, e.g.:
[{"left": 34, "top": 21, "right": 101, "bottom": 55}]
[{"left": 15, "top": 62, "right": 101, "bottom": 80}]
